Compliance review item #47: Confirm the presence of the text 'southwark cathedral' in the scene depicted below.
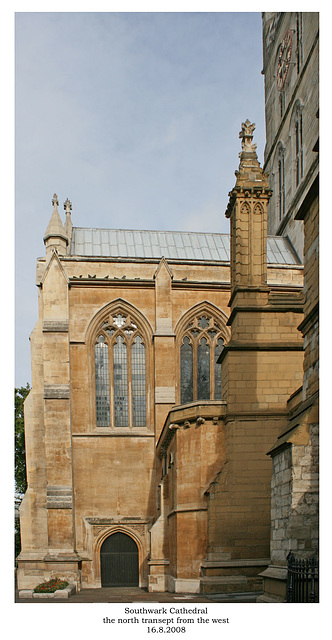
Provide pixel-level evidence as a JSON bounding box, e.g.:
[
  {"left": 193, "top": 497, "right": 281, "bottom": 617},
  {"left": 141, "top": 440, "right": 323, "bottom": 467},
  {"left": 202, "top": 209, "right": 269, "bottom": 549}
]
[{"left": 17, "top": 13, "right": 318, "bottom": 602}]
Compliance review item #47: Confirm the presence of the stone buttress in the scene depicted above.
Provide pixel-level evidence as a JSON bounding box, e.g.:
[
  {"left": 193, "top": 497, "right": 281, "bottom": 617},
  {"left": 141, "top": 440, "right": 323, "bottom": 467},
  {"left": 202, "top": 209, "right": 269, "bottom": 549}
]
[{"left": 201, "top": 121, "right": 304, "bottom": 594}]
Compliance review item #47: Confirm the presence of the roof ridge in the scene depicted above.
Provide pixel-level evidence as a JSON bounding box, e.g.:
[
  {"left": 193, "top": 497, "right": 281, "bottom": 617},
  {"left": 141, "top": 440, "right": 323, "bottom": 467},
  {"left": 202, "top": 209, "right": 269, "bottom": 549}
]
[{"left": 71, "top": 227, "right": 230, "bottom": 236}]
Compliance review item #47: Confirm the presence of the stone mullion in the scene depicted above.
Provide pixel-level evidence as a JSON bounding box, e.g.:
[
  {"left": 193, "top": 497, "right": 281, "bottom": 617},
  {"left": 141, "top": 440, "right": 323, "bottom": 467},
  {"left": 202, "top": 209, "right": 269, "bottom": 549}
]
[
  {"left": 210, "top": 336, "right": 216, "bottom": 401},
  {"left": 192, "top": 337, "right": 198, "bottom": 402},
  {"left": 127, "top": 335, "right": 133, "bottom": 429},
  {"left": 109, "top": 337, "right": 115, "bottom": 428}
]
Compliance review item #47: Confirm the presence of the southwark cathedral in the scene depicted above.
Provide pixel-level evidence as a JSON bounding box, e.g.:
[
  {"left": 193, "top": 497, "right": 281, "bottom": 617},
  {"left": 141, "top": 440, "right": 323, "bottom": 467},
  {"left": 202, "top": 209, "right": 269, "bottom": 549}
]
[{"left": 17, "top": 13, "right": 318, "bottom": 602}]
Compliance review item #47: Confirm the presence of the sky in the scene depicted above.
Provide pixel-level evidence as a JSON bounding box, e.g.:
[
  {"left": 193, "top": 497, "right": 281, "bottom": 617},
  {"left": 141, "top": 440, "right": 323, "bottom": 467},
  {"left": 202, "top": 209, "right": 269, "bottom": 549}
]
[{"left": 14, "top": 10, "right": 266, "bottom": 387}]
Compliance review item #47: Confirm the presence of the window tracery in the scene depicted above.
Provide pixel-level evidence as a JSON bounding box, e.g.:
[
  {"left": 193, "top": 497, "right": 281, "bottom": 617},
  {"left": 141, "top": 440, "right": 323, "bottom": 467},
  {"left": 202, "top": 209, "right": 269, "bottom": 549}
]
[
  {"left": 94, "top": 312, "right": 147, "bottom": 427},
  {"left": 179, "top": 312, "right": 226, "bottom": 404}
]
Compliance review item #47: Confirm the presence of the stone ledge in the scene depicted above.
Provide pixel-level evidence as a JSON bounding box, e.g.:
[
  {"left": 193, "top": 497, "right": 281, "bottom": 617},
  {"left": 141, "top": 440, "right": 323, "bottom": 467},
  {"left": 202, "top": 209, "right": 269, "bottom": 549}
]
[
  {"left": 47, "top": 485, "right": 73, "bottom": 509},
  {"left": 201, "top": 558, "right": 270, "bottom": 569},
  {"left": 43, "top": 320, "right": 69, "bottom": 332},
  {"left": 44, "top": 384, "right": 70, "bottom": 399},
  {"left": 259, "top": 566, "right": 287, "bottom": 580},
  {"left": 18, "top": 583, "right": 76, "bottom": 599},
  {"left": 200, "top": 576, "right": 247, "bottom": 585},
  {"left": 256, "top": 593, "right": 285, "bottom": 603}
]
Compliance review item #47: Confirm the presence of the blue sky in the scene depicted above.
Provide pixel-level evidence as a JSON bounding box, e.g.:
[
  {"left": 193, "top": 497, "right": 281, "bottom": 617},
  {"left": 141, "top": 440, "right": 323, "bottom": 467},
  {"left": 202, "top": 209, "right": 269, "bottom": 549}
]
[{"left": 15, "top": 11, "right": 266, "bottom": 386}]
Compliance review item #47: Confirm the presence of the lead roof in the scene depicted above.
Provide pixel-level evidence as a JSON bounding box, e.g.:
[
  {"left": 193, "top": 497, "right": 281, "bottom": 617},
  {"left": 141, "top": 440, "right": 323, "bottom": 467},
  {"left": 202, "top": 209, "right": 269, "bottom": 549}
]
[{"left": 69, "top": 227, "right": 301, "bottom": 265}]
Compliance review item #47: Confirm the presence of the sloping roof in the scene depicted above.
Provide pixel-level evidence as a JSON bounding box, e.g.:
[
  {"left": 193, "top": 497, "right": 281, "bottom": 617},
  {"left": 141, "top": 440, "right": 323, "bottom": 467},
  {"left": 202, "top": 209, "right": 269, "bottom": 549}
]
[{"left": 69, "top": 227, "right": 301, "bottom": 265}]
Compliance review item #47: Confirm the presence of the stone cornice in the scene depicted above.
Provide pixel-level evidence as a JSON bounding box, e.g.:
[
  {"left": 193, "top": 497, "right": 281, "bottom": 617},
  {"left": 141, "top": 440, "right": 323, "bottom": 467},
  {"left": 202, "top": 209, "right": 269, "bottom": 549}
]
[
  {"left": 226, "top": 302, "right": 304, "bottom": 327},
  {"left": 267, "top": 391, "right": 318, "bottom": 457},
  {"left": 218, "top": 340, "right": 303, "bottom": 365},
  {"left": 167, "top": 506, "right": 208, "bottom": 518},
  {"left": 69, "top": 278, "right": 155, "bottom": 288},
  {"left": 156, "top": 401, "right": 226, "bottom": 458},
  {"left": 223, "top": 410, "right": 288, "bottom": 425},
  {"left": 297, "top": 302, "right": 319, "bottom": 336}
]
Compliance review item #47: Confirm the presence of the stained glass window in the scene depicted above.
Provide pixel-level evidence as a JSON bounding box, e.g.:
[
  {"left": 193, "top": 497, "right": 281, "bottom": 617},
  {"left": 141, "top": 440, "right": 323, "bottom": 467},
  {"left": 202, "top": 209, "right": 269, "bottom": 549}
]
[
  {"left": 181, "top": 337, "right": 193, "bottom": 404},
  {"left": 179, "top": 313, "right": 226, "bottom": 404},
  {"left": 94, "top": 313, "right": 147, "bottom": 428},
  {"left": 132, "top": 336, "right": 146, "bottom": 427},
  {"left": 113, "top": 335, "right": 128, "bottom": 426},
  {"left": 95, "top": 336, "right": 110, "bottom": 426},
  {"left": 214, "top": 338, "right": 224, "bottom": 400},
  {"left": 295, "top": 108, "right": 303, "bottom": 187},
  {"left": 197, "top": 337, "right": 210, "bottom": 400}
]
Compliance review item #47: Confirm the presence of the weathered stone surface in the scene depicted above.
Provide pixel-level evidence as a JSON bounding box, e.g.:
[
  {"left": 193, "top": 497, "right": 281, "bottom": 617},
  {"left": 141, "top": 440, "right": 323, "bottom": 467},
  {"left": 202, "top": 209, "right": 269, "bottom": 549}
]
[{"left": 17, "top": 92, "right": 316, "bottom": 598}]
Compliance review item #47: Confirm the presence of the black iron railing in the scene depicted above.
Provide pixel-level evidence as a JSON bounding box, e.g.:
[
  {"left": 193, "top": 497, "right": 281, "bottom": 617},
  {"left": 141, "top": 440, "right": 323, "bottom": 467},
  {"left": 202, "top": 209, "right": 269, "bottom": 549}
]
[{"left": 286, "top": 552, "right": 319, "bottom": 602}]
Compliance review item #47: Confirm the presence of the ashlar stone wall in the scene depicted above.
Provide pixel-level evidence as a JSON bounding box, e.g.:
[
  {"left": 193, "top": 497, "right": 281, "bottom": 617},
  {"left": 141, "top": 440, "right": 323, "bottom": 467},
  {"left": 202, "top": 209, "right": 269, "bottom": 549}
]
[{"left": 271, "top": 422, "right": 319, "bottom": 565}]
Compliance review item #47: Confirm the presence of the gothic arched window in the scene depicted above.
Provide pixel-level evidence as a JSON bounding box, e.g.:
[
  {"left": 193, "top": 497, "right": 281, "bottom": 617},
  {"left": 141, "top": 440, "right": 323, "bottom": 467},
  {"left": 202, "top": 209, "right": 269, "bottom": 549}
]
[
  {"left": 277, "top": 144, "right": 285, "bottom": 221},
  {"left": 94, "top": 313, "right": 147, "bottom": 427},
  {"left": 180, "top": 313, "right": 225, "bottom": 404},
  {"left": 295, "top": 105, "right": 303, "bottom": 187},
  {"left": 296, "top": 12, "right": 303, "bottom": 74}
]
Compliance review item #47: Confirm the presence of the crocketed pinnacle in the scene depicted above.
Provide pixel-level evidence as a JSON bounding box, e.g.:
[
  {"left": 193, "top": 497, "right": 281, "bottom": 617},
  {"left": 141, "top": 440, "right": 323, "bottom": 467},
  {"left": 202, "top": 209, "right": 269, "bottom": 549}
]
[{"left": 43, "top": 193, "right": 68, "bottom": 244}]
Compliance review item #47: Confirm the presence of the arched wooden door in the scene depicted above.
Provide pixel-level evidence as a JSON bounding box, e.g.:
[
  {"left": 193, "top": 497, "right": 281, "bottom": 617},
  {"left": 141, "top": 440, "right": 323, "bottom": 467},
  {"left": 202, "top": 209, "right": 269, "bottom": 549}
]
[{"left": 100, "top": 532, "right": 139, "bottom": 587}]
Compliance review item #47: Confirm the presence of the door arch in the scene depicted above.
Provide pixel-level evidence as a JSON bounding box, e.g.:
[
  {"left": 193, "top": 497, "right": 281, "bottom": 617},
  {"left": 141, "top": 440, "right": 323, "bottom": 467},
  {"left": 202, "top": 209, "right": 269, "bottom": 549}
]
[{"left": 100, "top": 532, "right": 139, "bottom": 587}]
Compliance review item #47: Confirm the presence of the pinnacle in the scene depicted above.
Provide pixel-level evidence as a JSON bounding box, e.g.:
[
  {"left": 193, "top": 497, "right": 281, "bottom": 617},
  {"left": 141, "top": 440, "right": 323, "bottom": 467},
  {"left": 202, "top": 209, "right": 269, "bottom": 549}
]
[{"left": 43, "top": 193, "right": 68, "bottom": 244}]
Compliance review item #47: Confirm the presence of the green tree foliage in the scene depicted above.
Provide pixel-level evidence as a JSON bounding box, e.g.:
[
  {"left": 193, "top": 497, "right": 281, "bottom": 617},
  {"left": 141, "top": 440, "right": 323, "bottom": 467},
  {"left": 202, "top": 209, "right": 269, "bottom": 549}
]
[
  {"left": 15, "top": 384, "right": 30, "bottom": 495},
  {"left": 15, "top": 384, "right": 30, "bottom": 559}
]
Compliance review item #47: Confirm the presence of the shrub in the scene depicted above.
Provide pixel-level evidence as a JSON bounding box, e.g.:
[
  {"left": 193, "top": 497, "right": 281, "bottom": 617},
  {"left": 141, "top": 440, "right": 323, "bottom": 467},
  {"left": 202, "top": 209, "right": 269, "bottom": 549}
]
[{"left": 34, "top": 577, "right": 69, "bottom": 593}]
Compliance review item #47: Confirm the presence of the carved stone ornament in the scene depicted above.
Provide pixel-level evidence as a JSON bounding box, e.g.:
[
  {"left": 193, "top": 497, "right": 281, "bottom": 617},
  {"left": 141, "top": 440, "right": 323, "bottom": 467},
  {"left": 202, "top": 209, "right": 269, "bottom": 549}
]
[
  {"left": 239, "top": 119, "right": 257, "bottom": 152},
  {"left": 254, "top": 202, "right": 264, "bottom": 215},
  {"left": 64, "top": 198, "right": 72, "bottom": 213},
  {"left": 52, "top": 193, "right": 59, "bottom": 207},
  {"left": 240, "top": 202, "right": 251, "bottom": 216}
]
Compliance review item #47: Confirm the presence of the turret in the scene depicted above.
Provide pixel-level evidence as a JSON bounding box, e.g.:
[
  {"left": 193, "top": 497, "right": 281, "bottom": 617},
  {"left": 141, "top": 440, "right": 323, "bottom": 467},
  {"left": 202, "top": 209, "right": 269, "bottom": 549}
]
[{"left": 225, "top": 120, "right": 272, "bottom": 299}]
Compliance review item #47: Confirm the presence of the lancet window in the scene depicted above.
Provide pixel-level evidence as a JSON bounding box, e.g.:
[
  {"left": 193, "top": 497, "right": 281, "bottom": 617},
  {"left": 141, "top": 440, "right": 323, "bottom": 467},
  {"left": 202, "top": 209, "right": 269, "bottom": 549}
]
[
  {"left": 296, "top": 13, "right": 303, "bottom": 74},
  {"left": 295, "top": 106, "right": 303, "bottom": 187},
  {"left": 94, "top": 313, "right": 147, "bottom": 427},
  {"left": 277, "top": 145, "right": 286, "bottom": 220},
  {"left": 180, "top": 313, "right": 225, "bottom": 404}
]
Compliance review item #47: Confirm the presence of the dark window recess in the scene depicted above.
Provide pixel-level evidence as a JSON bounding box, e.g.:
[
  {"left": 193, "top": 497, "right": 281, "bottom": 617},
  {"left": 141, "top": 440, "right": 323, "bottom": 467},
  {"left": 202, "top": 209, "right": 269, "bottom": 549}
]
[
  {"left": 132, "top": 336, "right": 146, "bottom": 426},
  {"left": 95, "top": 337, "right": 110, "bottom": 426},
  {"left": 180, "top": 314, "right": 225, "bottom": 404},
  {"left": 197, "top": 337, "right": 210, "bottom": 400},
  {"left": 214, "top": 338, "right": 224, "bottom": 399},
  {"left": 181, "top": 337, "right": 193, "bottom": 404},
  {"left": 113, "top": 336, "right": 128, "bottom": 426}
]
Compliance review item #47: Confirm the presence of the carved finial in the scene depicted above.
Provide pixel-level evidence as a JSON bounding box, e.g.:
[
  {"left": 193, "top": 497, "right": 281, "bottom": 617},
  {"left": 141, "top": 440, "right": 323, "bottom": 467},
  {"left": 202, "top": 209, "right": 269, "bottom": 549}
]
[
  {"left": 64, "top": 198, "right": 72, "bottom": 214},
  {"left": 52, "top": 193, "right": 59, "bottom": 208},
  {"left": 239, "top": 119, "right": 257, "bottom": 152}
]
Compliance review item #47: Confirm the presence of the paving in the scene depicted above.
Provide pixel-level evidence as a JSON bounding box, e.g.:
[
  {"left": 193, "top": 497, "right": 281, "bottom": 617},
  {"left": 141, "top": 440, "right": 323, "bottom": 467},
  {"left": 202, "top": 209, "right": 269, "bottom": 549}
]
[{"left": 16, "top": 586, "right": 260, "bottom": 603}]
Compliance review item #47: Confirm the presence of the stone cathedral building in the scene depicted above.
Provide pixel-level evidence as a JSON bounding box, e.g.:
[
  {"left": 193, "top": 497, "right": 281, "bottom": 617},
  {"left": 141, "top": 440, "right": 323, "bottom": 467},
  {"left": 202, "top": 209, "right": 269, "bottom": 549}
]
[
  {"left": 257, "top": 12, "right": 319, "bottom": 601},
  {"left": 17, "top": 13, "right": 318, "bottom": 601},
  {"left": 17, "top": 121, "right": 305, "bottom": 596}
]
